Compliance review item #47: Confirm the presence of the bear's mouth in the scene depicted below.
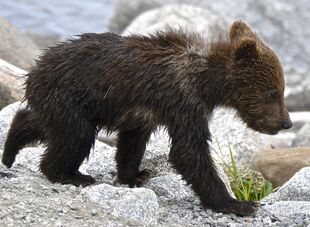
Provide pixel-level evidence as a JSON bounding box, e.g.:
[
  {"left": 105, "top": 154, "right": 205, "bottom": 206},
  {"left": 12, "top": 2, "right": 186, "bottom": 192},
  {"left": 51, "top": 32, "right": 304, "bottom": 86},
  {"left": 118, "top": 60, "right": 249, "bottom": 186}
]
[
  {"left": 257, "top": 128, "right": 279, "bottom": 135},
  {"left": 250, "top": 119, "right": 281, "bottom": 135}
]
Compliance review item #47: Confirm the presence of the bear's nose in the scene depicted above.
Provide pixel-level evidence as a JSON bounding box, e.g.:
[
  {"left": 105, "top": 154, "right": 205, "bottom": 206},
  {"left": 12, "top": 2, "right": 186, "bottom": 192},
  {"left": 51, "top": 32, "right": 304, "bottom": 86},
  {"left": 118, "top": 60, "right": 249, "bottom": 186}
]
[{"left": 282, "top": 119, "right": 292, "bottom": 129}]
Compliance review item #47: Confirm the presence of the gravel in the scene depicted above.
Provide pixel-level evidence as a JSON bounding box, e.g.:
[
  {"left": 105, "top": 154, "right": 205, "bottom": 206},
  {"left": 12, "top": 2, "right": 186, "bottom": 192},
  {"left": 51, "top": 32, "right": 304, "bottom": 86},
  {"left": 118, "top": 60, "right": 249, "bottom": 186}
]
[{"left": 2, "top": 146, "right": 310, "bottom": 226}]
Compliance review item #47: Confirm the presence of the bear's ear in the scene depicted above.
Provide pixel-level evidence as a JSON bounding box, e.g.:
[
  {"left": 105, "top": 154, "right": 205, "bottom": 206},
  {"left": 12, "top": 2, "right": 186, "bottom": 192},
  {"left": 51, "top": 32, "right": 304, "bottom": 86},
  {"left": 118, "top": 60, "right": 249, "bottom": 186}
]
[
  {"left": 234, "top": 39, "right": 258, "bottom": 60},
  {"left": 230, "top": 20, "right": 256, "bottom": 42}
]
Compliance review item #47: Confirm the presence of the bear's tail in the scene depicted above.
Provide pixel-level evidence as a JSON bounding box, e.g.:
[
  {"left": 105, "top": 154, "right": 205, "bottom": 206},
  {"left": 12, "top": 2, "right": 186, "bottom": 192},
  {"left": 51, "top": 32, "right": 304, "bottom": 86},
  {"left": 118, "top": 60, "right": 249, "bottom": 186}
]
[{"left": 2, "top": 109, "right": 45, "bottom": 168}]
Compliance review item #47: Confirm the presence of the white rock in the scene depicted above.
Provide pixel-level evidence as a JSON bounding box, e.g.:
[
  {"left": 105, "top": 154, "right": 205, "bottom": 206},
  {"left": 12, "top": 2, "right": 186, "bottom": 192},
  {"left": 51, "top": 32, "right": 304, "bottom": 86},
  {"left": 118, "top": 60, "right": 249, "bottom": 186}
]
[
  {"left": 260, "top": 132, "right": 295, "bottom": 150},
  {"left": 293, "top": 123, "right": 310, "bottom": 147},
  {"left": 82, "top": 183, "right": 159, "bottom": 225},
  {"left": 146, "top": 174, "right": 194, "bottom": 202},
  {"left": 12, "top": 147, "right": 44, "bottom": 172},
  {"left": 284, "top": 69, "right": 310, "bottom": 111},
  {"left": 123, "top": 4, "right": 231, "bottom": 38},
  {"left": 79, "top": 141, "right": 117, "bottom": 183},
  {"left": 262, "top": 201, "right": 310, "bottom": 219},
  {"left": 263, "top": 167, "right": 310, "bottom": 203},
  {"left": 0, "top": 102, "right": 26, "bottom": 149},
  {"left": 290, "top": 111, "right": 310, "bottom": 131},
  {"left": 210, "top": 108, "right": 262, "bottom": 168}
]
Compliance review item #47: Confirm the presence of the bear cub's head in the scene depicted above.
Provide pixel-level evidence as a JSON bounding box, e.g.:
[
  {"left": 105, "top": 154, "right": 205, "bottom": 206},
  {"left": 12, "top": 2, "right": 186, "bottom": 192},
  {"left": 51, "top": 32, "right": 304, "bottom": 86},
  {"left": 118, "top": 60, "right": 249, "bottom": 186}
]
[{"left": 228, "top": 21, "right": 292, "bottom": 135}]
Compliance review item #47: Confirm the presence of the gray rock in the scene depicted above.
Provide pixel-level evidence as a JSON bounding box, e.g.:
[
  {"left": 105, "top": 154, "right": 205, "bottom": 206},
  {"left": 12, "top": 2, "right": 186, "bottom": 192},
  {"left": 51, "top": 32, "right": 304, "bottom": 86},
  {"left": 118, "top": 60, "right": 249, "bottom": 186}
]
[
  {"left": 0, "top": 17, "right": 40, "bottom": 70},
  {"left": 109, "top": 0, "right": 167, "bottom": 33},
  {"left": 262, "top": 201, "right": 310, "bottom": 220},
  {"left": 82, "top": 183, "right": 159, "bottom": 225},
  {"left": 284, "top": 68, "right": 310, "bottom": 111},
  {"left": 260, "top": 132, "right": 295, "bottom": 150},
  {"left": 79, "top": 141, "right": 116, "bottom": 184},
  {"left": 0, "top": 102, "right": 26, "bottom": 149},
  {"left": 146, "top": 174, "right": 194, "bottom": 202},
  {"left": 11, "top": 147, "right": 44, "bottom": 172},
  {"left": 263, "top": 167, "right": 310, "bottom": 203},
  {"left": 289, "top": 111, "right": 310, "bottom": 132},
  {"left": 123, "top": 4, "right": 231, "bottom": 37},
  {"left": 210, "top": 109, "right": 262, "bottom": 169},
  {"left": 293, "top": 123, "right": 310, "bottom": 147}
]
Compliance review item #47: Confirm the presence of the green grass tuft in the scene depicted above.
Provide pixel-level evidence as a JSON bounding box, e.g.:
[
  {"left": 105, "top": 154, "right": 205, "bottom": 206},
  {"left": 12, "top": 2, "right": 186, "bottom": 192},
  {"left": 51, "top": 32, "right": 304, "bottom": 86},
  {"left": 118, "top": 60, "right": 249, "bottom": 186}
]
[{"left": 215, "top": 139, "right": 273, "bottom": 201}]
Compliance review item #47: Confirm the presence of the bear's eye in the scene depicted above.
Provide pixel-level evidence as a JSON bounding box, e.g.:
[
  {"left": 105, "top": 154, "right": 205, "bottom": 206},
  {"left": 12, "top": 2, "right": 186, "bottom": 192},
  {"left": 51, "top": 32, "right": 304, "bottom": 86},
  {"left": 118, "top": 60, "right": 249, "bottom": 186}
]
[{"left": 266, "top": 90, "right": 279, "bottom": 100}]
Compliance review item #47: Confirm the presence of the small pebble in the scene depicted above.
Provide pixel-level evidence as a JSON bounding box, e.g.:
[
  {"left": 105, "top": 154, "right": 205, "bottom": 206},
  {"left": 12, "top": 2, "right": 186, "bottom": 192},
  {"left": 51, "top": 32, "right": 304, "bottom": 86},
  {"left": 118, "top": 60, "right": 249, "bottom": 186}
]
[
  {"left": 91, "top": 209, "right": 98, "bottom": 216},
  {"left": 69, "top": 185, "right": 76, "bottom": 191}
]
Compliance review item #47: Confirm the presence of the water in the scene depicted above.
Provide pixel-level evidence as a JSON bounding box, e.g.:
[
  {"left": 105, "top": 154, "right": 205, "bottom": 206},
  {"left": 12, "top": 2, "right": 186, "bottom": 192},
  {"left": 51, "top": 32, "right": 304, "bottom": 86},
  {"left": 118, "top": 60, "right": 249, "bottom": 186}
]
[{"left": 0, "top": 0, "right": 117, "bottom": 37}]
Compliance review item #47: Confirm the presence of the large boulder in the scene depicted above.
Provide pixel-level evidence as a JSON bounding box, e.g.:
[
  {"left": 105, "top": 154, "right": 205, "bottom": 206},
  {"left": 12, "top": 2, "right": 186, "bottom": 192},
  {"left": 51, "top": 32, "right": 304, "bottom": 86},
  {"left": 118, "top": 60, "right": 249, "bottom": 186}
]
[
  {"left": 0, "top": 17, "right": 40, "bottom": 70},
  {"left": 123, "top": 4, "right": 231, "bottom": 36},
  {"left": 253, "top": 148, "right": 310, "bottom": 187},
  {"left": 262, "top": 167, "right": 310, "bottom": 203}
]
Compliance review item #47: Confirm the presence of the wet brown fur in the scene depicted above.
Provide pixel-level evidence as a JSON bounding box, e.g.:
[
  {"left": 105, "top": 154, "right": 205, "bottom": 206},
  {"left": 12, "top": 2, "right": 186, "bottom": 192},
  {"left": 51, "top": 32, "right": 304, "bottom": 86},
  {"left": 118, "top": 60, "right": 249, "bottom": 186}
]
[{"left": 2, "top": 21, "right": 291, "bottom": 216}]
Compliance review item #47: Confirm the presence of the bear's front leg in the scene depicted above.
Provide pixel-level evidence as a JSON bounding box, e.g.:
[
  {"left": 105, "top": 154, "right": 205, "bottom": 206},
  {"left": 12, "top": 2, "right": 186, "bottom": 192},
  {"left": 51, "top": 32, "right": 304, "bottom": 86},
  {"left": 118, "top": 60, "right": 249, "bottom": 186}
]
[
  {"left": 116, "top": 126, "right": 154, "bottom": 187},
  {"left": 168, "top": 113, "right": 259, "bottom": 216}
]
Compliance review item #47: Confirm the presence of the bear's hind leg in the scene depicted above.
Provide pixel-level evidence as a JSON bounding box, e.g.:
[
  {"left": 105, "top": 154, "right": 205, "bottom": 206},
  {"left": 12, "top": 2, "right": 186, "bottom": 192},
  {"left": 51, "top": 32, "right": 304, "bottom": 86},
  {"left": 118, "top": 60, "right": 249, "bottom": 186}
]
[
  {"left": 40, "top": 121, "right": 96, "bottom": 187},
  {"left": 116, "top": 127, "right": 153, "bottom": 187},
  {"left": 2, "top": 109, "right": 45, "bottom": 168}
]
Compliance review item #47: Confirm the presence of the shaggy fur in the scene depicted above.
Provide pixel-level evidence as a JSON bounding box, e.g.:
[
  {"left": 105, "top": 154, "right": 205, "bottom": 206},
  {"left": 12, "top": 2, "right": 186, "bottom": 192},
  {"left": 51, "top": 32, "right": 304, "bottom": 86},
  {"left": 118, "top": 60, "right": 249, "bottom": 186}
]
[{"left": 2, "top": 21, "right": 292, "bottom": 216}]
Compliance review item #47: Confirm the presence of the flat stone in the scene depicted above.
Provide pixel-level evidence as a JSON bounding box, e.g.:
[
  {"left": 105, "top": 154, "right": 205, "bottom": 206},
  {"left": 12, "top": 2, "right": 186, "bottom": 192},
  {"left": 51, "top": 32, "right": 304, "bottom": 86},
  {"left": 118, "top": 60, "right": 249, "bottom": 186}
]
[
  {"left": 253, "top": 148, "right": 310, "bottom": 187},
  {"left": 82, "top": 183, "right": 159, "bottom": 225}
]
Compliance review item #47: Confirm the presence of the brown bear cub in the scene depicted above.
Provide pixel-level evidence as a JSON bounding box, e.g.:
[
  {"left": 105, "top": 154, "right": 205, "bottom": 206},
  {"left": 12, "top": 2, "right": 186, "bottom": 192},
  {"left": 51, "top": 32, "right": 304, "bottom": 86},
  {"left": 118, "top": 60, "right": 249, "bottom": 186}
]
[{"left": 2, "top": 21, "right": 292, "bottom": 216}]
